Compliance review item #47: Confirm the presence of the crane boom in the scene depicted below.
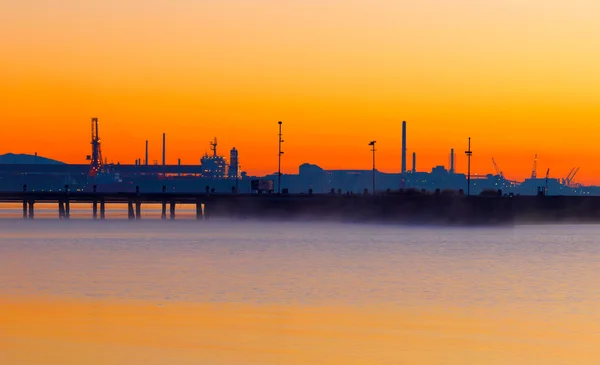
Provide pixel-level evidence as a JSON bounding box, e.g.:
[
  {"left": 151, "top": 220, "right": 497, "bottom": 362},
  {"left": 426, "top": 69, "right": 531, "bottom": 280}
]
[
  {"left": 565, "top": 167, "right": 575, "bottom": 183},
  {"left": 491, "top": 158, "right": 504, "bottom": 179},
  {"left": 570, "top": 167, "right": 580, "bottom": 186}
]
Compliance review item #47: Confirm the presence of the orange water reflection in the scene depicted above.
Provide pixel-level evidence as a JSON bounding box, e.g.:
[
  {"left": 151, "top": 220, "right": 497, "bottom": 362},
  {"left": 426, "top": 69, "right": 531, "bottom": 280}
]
[{"left": 2, "top": 296, "right": 600, "bottom": 365}]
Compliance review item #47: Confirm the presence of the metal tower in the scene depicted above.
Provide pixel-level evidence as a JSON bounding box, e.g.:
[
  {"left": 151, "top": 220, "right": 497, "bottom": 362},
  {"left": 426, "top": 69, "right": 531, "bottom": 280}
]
[
  {"left": 88, "top": 118, "right": 103, "bottom": 176},
  {"left": 465, "top": 137, "right": 472, "bottom": 196}
]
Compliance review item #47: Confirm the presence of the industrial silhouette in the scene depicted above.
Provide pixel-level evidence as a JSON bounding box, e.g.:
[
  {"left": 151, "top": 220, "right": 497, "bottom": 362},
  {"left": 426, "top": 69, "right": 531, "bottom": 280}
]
[{"left": 0, "top": 118, "right": 595, "bottom": 196}]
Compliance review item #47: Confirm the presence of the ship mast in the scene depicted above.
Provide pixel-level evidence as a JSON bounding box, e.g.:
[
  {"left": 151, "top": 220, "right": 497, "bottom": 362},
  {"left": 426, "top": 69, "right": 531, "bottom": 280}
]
[{"left": 210, "top": 138, "right": 218, "bottom": 157}]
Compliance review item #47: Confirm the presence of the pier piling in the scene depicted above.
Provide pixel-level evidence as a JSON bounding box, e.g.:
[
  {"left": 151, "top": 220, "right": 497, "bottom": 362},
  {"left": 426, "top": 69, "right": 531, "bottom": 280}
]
[
  {"left": 127, "top": 200, "right": 135, "bottom": 220},
  {"left": 22, "top": 200, "right": 27, "bottom": 220},
  {"left": 64, "top": 185, "right": 70, "bottom": 219},
  {"left": 169, "top": 201, "right": 175, "bottom": 220},
  {"left": 58, "top": 201, "right": 65, "bottom": 219},
  {"left": 135, "top": 201, "right": 141, "bottom": 220},
  {"left": 100, "top": 200, "right": 106, "bottom": 220},
  {"left": 28, "top": 200, "right": 34, "bottom": 220},
  {"left": 93, "top": 200, "right": 98, "bottom": 219},
  {"left": 65, "top": 200, "right": 70, "bottom": 219},
  {"left": 161, "top": 186, "right": 167, "bottom": 220},
  {"left": 196, "top": 199, "right": 202, "bottom": 220}
]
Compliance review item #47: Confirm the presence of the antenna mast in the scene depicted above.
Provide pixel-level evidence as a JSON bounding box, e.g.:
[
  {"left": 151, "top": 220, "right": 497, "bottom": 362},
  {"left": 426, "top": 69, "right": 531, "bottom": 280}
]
[{"left": 210, "top": 138, "right": 218, "bottom": 157}]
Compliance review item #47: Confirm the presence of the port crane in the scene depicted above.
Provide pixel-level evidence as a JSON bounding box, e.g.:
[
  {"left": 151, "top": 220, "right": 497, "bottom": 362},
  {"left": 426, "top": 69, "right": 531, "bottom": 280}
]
[
  {"left": 531, "top": 154, "right": 538, "bottom": 179},
  {"left": 492, "top": 158, "right": 504, "bottom": 179},
  {"left": 564, "top": 167, "right": 580, "bottom": 187}
]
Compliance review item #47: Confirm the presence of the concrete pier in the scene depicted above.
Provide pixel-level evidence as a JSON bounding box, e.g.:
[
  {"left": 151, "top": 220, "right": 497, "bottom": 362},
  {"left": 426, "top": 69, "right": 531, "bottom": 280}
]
[{"left": 7, "top": 189, "right": 600, "bottom": 225}]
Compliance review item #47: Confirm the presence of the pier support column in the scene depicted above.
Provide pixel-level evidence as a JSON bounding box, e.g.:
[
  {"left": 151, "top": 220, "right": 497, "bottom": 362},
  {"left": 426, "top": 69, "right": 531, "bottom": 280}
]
[
  {"left": 128, "top": 200, "right": 135, "bottom": 220},
  {"left": 58, "top": 201, "right": 65, "bottom": 219},
  {"left": 93, "top": 200, "right": 98, "bottom": 220},
  {"left": 135, "top": 201, "right": 141, "bottom": 220},
  {"left": 169, "top": 201, "right": 176, "bottom": 220},
  {"left": 28, "top": 201, "right": 34, "bottom": 220},
  {"left": 100, "top": 200, "right": 106, "bottom": 220},
  {"left": 204, "top": 203, "right": 209, "bottom": 220},
  {"left": 196, "top": 200, "right": 202, "bottom": 220},
  {"left": 22, "top": 200, "right": 28, "bottom": 220},
  {"left": 65, "top": 200, "right": 70, "bottom": 220},
  {"left": 161, "top": 185, "right": 167, "bottom": 220}
]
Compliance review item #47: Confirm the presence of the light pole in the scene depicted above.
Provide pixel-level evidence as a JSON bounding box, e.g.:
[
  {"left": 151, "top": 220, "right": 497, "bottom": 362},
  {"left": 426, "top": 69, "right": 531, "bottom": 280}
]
[
  {"left": 369, "top": 140, "right": 376, "bottom": 194},
  {"left": 465, "top": 137, "right": 472, "bottom": 196},
  {"left": 278, "top": 121, "right": 284, "bottom": 194}
]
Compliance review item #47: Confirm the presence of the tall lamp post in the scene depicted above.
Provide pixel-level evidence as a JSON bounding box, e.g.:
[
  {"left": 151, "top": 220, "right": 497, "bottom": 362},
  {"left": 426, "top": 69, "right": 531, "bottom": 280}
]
[
  {"left": 465, "top": 137, "right": 472, "bottom": 196},
  {"left": 278, "top": 121, "right": 284, "bottom": 194},
  {"left": 369, "top": 140, "right": 376, "bottom": 194}
]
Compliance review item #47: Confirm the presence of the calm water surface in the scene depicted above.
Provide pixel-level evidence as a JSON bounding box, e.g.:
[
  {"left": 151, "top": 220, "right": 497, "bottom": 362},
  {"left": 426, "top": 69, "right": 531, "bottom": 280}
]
[{"left": 2, "top": 219, "right": 600, "bottom": 364}]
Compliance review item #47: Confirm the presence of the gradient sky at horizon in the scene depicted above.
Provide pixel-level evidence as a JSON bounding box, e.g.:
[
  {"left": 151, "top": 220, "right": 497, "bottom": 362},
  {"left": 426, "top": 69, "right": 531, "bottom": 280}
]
[{"left": 2, "top": 1, "right": 600, "bottom": 182}]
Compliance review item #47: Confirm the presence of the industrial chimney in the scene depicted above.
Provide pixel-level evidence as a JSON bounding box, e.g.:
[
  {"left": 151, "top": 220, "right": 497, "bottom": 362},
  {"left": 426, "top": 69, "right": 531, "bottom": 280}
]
[
  {"left": 162, "top": 133, "right": 166, "bottom": 166},
  {"left": 228, "top": 147, "right": 239, "bottom": 179},
  {"left": 145, "top": 140, "right": 149, "bottom": 166},
  {"left": 412, "top": 152, "right": 416, "bottom": 173},
  {"left": 401, "top": 121, "right": 407, "bottom": 174},
  {"left": 450, "top": 148, "right": 455, "bottom": 174}
]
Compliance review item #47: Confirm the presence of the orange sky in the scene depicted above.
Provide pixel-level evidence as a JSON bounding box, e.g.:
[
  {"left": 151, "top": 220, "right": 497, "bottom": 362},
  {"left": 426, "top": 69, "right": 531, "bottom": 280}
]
[{"left": 1, "top": 1, "right": 600, "bottom": 183}]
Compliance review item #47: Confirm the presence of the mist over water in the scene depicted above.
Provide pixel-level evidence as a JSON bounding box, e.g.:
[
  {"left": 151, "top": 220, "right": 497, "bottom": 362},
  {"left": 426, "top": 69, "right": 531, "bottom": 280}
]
[
  {"left": 2, "top": 219, "right": 600, "bottom": 364},
  {"left": 2, "top": 220, "right": 600, "bottom": 311}
]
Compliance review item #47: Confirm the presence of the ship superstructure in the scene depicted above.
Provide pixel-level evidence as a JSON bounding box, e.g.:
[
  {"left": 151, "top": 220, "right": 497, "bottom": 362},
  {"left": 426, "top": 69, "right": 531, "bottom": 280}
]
[{"left": 201, "top": 138, "right": 227, "bottom": 179}]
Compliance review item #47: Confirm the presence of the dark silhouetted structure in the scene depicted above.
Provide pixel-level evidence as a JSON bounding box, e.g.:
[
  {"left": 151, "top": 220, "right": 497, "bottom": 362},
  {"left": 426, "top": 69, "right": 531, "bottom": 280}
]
[
  {"left": 369, "top": 140, "right": 377, "bottom": 193},
  {"left": 465, "top": 137, "right": 472, "bottom": 196},
  {"left": 87, "top": 118, "right": 103, "bottom": 177},
  {"left": 401, "top": 121, "right": 407, "bottom": 174},
  {"left": 278, "top": 121, "right": 284, "bottom": 194},
  {"left": 162, "top": 133, "right": 166, "bottom": 166}
]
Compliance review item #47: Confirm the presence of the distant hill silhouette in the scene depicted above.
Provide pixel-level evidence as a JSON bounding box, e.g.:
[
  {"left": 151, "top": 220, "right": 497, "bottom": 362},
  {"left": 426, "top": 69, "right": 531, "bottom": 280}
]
[{"left": 0, "top": 153, "right": 65, "bottom": 164}]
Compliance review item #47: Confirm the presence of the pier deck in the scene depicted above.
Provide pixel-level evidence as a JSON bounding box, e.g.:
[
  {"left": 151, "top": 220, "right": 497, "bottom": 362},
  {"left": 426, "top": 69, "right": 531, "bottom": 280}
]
[{"left": 2, "top": 189, "right": 600, "bottom": 224}]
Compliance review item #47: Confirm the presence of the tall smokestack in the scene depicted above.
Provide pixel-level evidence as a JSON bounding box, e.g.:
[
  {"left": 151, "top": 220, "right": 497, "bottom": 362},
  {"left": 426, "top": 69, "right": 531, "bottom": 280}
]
[
  {"left": 412, "top": 152, "right": 416, "bottom": 173},
  {"left": 162, "top": 133, "right": 166, "bottom": 166},
  {"left": 450, "top": 148, "right": 455, "bottom": 174},
  {"left": 145, "top": 140, "right": 149, "bottom": 166},
  {"left": 401, "top": 121, "right": 407, "bottom": 174}
]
